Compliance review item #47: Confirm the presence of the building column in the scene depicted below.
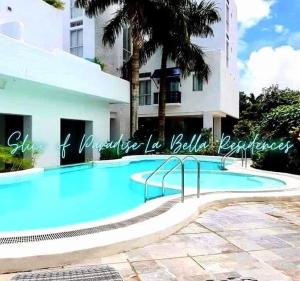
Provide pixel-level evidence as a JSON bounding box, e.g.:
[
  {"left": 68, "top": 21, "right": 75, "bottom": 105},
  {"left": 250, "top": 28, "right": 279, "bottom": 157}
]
[
  {"left": 213, "top": 117, "right": 222, "bottom": 140},
  {"left": 203, "top": 112, "right": 214, "bottom": 131},
  {"left": 32, "top": 116, "right": 60, "bottom": 168},
  {"left": 85, "top": 121, "right": 93, "bottom": 161},
  {"left": 0, "top": 115, "right": 5, "bottom": 146},
  {"left": 23, "top": 116, "right": 32, "bottom": 160},
  {"left": 0, "top": 115, "right": 5, "bottom": 171}
]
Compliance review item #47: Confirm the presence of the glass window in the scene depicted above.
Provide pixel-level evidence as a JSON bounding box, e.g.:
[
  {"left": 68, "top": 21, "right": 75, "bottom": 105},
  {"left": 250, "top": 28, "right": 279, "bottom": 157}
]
[
  {"left": 226, "top": 4, "right": 229, "bottom": 32},
  {"left": 193, "top": 75, "right": 203, "bottom": 91},
  {"left": 139, "top": 80, "right": 151, "bottom": 106},
  {"left": 70, "top": 29, "right": 83, "bottom": 57},
  {"left": 167, "top": 79, "right": 180, "bottom": 92},
  {"left": 123, "top": 27, "right": 132, "bottom": 63},
  {"left": 226, "top": 40, "right": 229, "bottom": 67},
  {"left": 71, "top": 0, "right": 83, "bottom": 19}
]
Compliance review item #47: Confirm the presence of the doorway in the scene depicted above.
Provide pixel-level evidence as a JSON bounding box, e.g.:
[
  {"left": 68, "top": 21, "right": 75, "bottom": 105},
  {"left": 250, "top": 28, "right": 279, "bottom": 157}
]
[{"left": 60, "top": 119, "right": 87, "bottom": 165}]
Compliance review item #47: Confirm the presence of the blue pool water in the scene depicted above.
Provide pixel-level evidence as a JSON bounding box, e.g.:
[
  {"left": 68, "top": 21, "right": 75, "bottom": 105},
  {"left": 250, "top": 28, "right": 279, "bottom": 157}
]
[
  {"left": 143, "top": 171, "right": 285, "bottom": 191},
  {"left": 0, "top": 159, "right": 285, "bottom": 232}
]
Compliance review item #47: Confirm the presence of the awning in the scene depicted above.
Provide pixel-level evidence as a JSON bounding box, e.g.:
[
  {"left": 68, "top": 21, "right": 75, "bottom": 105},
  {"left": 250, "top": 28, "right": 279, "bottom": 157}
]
[{"left": 151, "top": 67, "right": 181, "bottom": 79}]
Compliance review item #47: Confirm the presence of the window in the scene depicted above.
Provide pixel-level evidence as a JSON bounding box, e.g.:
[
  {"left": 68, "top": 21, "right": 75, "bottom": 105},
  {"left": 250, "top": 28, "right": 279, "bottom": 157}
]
[
  {"left": 139, "top": 80, "right": 151, "bottom": 106},
  {"left": 167, "top": 79, "right": 180, "bottom": 92},
  {"left": 70, "top": 20, "right": 83, "bottom": 28},
  {"left": 226, "top": 40, "right": 229, "bottom": 67},
  {"left": 139, "top": 72, "right": 151, "bottom": 78},
  {"left": 71, "top": 0, "right": 83, "bottom": 19},
  {"left": 70, "top": 29, "right": 83, "bottom": 57},
  {"left": 193, "top": 75, "right": 203, "bottom": 91},
  {"left": 123, "top": 27, "right": 132, "bottom": 63},
  {"left": 226, "top": 4, "right": 229, "bottom": 32}
]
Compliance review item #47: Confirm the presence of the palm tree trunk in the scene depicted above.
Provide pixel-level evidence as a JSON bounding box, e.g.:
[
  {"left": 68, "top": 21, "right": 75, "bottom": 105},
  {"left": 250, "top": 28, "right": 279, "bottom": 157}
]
[
  {"left": 158, "top": 48, "right": 168, "bottom": 144},
  {"left": 130, "top": 42, "right": 140, "bottom": 137}
]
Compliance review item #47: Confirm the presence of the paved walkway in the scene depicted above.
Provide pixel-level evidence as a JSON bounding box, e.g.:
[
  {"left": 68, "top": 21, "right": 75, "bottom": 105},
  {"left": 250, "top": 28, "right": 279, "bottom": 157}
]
[{"left": 1, "top": 201, "right": 299, "bottom": 281}]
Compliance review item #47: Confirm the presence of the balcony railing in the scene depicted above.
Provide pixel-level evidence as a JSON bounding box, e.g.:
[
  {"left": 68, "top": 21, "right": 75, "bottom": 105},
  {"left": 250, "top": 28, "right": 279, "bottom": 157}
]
[{"left": 153, "top": 91, "right": 181, "bottom": 104}]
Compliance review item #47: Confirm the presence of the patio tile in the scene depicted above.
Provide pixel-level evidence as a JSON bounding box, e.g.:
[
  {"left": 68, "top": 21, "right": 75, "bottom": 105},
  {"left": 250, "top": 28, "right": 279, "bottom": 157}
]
[
  {"left": 106, "top": 262, "right": 138, "bottom": 281},
  {"left": 193, "top": 252, "right": 291, "bottom": 281},
  {"left": 177, "top": 223, "right": 210, "bottom": 234},
  {"left": 0, "top": 274, "right": 13, "bottom": 281},
  {"left": 217, "top": 229, "right": 293, "bottom": 251},
  {"left": 156, "top": 257, "right": 206, "bottom": 280},
  {"left": 182, "top": 272, "right": 241, "bottom": 281},
  {"left": 180, "top": 233, "right": 241, "bottom": 256},
  {"left": 101, "top": 253, "right": 129, "bottom": 264},
  {"left": 130, "top": 260, "right": 176, "bottom": 281}
]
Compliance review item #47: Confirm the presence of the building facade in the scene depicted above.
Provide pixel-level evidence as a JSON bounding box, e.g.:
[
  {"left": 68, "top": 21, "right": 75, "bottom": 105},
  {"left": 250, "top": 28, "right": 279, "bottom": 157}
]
[
  {"left": 61, "top": 0, "right": 239, "bottom": 140},
  {"left": 62, "top": 1, "right": 131, "bottom": 140},
  {"left": 138, "top": 0, "right": 239, "bottom": 139},
  {"left": 0, "top": 0, "right": 129, "bottom": 168}
]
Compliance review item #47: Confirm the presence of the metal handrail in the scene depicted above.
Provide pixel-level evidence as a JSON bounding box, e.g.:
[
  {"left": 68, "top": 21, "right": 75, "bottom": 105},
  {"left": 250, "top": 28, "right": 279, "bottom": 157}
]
[
  {"left": 241, "top": 149, "right": 248, "bottom": 168},
  {"left": 221, "top": 149, "right": 248, "bottom": 170},
  {"left": 162, "top": 156, "right": 201, "bottom": 199},
  {"left": 144, "top": 156, "right": 184, "bottom": 202},
  {"left": 220, "top": 150, "right": 236, "bottom": 169}
]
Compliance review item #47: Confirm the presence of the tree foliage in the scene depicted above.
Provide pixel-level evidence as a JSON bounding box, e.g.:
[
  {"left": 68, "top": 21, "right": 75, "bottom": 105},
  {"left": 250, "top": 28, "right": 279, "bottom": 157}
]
[
  {"left": 235, "top": 85, "right": 300, "bottom": 174},
  {"left": 43, "top": 0, "right": 65, "bottom": 9}
]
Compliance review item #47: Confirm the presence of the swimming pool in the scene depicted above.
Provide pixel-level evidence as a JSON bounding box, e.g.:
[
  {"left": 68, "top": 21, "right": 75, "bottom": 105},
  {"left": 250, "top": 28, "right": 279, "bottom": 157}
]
[
  {"left": 140, "top": 170, "right": 285, "bottom": 191},
  {"left": 0, "top": 159, "right": 285, "bottom": 232}
]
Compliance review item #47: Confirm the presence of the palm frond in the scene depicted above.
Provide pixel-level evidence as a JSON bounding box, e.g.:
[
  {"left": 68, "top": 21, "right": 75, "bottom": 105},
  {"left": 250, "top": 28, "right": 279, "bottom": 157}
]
[
  {"left": 75, "top": 0, "right": 120, "bottom": 17},
  {"left": 175, "top": 43, "right": 210, "bottom": 82},
  {"left": 186, "top": 0, "right": 220, "bottom": 37},
  {"left": 140, "top": 39, "right": 160, "bottom": 65},
  {"left": 103, "top": 7, "right": 128, "bottom": 46}
]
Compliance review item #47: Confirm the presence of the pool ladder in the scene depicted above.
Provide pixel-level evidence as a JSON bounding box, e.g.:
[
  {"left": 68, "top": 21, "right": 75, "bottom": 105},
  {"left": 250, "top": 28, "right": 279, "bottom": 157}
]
[
  {"left": 144, "top": 156, "right": 201, "bottom": 203},
  {"left": 220, "top": 149, "right": 248, "bottom": 170}
]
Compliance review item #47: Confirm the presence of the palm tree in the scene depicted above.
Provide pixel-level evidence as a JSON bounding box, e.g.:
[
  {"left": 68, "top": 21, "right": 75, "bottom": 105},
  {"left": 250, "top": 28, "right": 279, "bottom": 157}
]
[
  {"left": 76, "top": 0, "right": 161, "bottom": 137},
  {"left": 142, "top": 0, "right": 220, "bottom": 143},
  {"left": 43, "top": 0, "right": 65, "bottom": 9}
]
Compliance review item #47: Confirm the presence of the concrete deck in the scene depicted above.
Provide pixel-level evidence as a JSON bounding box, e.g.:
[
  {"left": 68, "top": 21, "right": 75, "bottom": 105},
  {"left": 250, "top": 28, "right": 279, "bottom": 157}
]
[{"left": 1, "top": 201, "right": 299, "bottom": 281}]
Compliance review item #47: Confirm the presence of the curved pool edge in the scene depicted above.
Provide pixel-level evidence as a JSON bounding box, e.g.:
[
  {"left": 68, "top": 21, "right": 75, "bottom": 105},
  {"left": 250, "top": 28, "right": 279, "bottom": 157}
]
[
  {"left": 0, "top": 168, "right": 44, "bottom": 179},
  {"left": 0, "top": 189, "right": 300, "bottom": 274}
]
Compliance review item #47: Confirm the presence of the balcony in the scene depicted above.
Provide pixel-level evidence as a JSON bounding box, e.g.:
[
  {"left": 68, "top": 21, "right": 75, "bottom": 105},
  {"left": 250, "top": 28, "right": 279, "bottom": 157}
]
[{"left": 153, "top": 91, "right": 181, "bottom": 105}]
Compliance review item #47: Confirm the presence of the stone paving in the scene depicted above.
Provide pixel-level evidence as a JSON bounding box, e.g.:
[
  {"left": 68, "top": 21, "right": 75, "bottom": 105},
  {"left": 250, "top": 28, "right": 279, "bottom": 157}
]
[{"left": 1, "top": 201, "right": 299, "bottom": 281}]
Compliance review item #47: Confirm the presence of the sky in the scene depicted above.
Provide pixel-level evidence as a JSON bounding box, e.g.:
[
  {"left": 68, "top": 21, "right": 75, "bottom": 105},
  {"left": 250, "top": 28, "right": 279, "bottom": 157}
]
[{"left": 235, "top": 0, "right": 300, "bottom": 94}]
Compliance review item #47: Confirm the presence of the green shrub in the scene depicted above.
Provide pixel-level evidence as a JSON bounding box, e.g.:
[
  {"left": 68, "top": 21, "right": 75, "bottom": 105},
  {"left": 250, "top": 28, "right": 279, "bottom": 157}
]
[
  {"left": 259, "top": 104, "right": 300, "bottom": 138},
  {"left": 100, "top": 146, "right": 126, "bottom": 160},
  {"left": 0, "top": 145, "right": 39, "bottom": 173},
  {"left": 252, "top": 150, "right": 289, "bottom": 173}
]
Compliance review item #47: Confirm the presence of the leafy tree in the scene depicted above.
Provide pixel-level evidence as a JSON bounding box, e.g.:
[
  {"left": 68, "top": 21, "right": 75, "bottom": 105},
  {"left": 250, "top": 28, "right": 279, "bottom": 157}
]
[
  {"left": 258, "top": 103, "right": 300, "bottom": 139},
  {"left": 236, "top": 86, "right": 300, "bottom": 174},
  {"left": 234, "top": 86, "right": 300, "bottom": 139},
  {"left": 76, "top": 0, "right": 165, "bottom": 137},
  {"left": 43, "top": 0, "right": 65, "bottom": 9},
  {"left": 142, "top": 0, "right": 220, "bottom": 143}
]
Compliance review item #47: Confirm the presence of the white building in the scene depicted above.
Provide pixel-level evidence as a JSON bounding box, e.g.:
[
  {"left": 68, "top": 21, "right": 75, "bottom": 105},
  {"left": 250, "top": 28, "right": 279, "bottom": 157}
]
[
  {"left": 0, "top": 0, "right": 130, "bottom": 168},
  {"left": 138, "top": 0, "right": 239, "bottom": 139},
  {"left": 61, "top": 0, "right": 239, "bottom": 140},
  {"left": 62, "top": 0, "right": 131, "bottom": 140}
]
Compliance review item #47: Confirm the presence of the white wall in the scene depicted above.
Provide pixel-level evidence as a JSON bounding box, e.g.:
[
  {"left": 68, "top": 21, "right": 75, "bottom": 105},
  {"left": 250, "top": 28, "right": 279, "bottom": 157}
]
[
  {"left": 139, "top": 49, "right": 239, "bottom": 119},
  {"left": 110, "top": 104, "right": 131, "bottom": 140},
  {"left": 0, "top": 83, "right": 110, "bottom": 167},
  {"left": 0, "top": 33, "right": 130, "bottom": 103},
  {"left": 62, "top": 0, "right": 96, "bottom": 59},
  {"left": 62, "top": 1, "right": 123, "bottom": 76},
  {"left": 94, "top": 6, "right": 124, "bottom": 76},
  {"left": 0, "top": 0, "right": 63, "bottom": 50}
]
